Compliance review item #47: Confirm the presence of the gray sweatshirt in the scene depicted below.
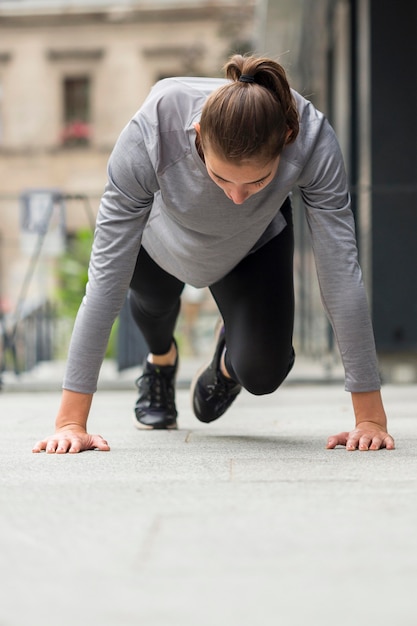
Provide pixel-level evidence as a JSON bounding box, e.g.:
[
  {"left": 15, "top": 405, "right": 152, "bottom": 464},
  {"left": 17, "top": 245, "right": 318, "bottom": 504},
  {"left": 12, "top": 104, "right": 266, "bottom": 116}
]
[{"left": 63, "top": 76, "right": 380, "bottom": 394}]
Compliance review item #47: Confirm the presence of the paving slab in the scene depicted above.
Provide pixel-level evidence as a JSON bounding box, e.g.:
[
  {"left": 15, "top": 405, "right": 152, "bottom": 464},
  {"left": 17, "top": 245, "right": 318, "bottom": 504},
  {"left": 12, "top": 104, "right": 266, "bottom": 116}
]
[{"left": 0, "top": 384, "right": 416, "bottom": 626}]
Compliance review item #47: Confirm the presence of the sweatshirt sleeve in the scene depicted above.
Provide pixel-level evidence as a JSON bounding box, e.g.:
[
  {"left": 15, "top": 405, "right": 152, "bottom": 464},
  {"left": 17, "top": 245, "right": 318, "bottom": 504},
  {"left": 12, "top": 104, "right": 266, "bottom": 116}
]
[
  {"left": 298, "top": 117, "right": 380, "bottom": 392},
  {"left": 63, "top": 118, "right": 159, "bottom": 393}
]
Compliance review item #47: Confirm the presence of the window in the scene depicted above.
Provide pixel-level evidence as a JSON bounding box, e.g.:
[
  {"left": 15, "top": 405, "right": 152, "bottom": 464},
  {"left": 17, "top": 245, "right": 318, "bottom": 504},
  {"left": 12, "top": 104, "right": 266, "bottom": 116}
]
[{"left": 61, "top": 76, "right": 91, "bottom": 147}]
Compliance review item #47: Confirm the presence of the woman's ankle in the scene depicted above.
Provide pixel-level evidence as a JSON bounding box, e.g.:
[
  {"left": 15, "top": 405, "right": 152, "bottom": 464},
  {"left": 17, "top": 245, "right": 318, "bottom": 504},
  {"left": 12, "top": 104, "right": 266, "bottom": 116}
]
[
  {"left": 220, "top": 349, "right": 232, "bottom": 379},
  {"left": 147, "top": 340, "right": 177, "bottom": 366}
]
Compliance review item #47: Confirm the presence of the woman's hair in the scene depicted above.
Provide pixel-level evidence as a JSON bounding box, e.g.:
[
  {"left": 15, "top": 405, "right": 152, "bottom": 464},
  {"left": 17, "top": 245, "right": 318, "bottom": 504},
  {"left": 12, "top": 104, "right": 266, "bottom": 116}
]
[{"left": 199, "top": 54, "right": 299, "bottom": 163}]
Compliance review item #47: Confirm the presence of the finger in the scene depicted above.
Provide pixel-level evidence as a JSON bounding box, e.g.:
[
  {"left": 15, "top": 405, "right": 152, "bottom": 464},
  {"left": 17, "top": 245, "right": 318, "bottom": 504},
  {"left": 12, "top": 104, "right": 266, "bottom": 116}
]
[
  {"left": 46, "top": 440, "right": 59, "bottom": 454},
  {"left": 56, "top": 438, "right": 72, "bottom": 454},
  {"left": 70, "top": 438, "right": 95, "bottom": 453},
  {"left": 358, "top": 435, "right": 372, "bottom": 451},
  {"left": 326, "top": 432, "right": 349, "bottom": 449},
  {"left": 326, "top": 436, "right": 338, "bottom": 449},
  {"left": 370, "top": 435, "right": 395, "bottom": 451},
  {"left": 32, "top": 440, "right": 47, "bottom": 453},
  {"left": 93, "top": 436, "right": 110, "bottom": 451},
  {"left": 68, "top": 436, "right": 84, "bottom": 454},
  {"left": 383, "top": 436, "right": 395, "bottom": 450},
  {"left": 367, "top": 436, "right": 383, "bottom": 450},
  {"left": 346, "top": 434, "right": 360, "bottom": 451},
  {"left": 68, "top": 435, "right": 110, "bottom": 453}
]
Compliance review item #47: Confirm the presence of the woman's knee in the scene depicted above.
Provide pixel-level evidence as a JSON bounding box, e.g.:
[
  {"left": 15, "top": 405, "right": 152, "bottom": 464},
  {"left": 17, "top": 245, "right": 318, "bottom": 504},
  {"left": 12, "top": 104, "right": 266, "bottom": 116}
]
[{"left": 232, "top": 348, "right": 295, "bottom": 396}]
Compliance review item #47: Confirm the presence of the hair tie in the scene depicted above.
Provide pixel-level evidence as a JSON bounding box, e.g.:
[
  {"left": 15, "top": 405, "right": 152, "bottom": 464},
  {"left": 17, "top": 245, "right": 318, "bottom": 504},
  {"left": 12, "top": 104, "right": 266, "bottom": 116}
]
[{"left": 239, "top": 74, "right": 255, "bottom": 83}]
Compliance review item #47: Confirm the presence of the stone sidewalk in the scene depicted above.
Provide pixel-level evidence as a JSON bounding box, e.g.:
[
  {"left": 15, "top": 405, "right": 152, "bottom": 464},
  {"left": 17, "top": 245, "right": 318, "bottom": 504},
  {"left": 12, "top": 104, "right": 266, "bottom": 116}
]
[{"left": 0, "top": 382, "right": 416, "bottom": 626}]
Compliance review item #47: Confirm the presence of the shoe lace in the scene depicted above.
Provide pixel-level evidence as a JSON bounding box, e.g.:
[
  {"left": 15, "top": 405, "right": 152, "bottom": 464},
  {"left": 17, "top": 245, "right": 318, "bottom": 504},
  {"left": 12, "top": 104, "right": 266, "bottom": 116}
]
[
  {"left": 139, "top": 368, "right": 174, "bottom": 410},
  {"left": 206, "top": 374, "right": 237, "bottom": 406}
]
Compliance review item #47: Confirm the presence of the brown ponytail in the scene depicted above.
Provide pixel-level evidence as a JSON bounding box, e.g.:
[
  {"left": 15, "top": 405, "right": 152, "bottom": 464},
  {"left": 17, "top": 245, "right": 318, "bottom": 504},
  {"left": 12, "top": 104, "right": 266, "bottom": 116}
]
[{"left": 199, "top": 54, "right": 299, "bottom": 163}]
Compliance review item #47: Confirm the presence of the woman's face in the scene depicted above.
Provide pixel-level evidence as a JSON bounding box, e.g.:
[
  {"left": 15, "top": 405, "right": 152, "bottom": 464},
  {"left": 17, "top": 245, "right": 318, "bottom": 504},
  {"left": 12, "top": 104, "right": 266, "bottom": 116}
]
[
  {"left": 195, "top": 125, "right": 280, "bottom": 205},
  {"left": 204, "top": 149, "right": 280, "bottom": 205}
]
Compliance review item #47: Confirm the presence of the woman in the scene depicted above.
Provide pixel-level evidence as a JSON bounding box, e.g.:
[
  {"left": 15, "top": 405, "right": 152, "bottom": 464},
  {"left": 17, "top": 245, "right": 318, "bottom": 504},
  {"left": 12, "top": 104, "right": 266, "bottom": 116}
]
[{"left": 33, "top": 54, "right": 394, "bottom": 453}]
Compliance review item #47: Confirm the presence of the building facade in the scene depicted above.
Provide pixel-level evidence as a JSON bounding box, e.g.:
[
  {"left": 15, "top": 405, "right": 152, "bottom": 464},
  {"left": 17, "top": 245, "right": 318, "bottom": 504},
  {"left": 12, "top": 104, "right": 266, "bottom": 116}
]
[{"left": 0, "top": 0, "right": 255, "bottom": 312}]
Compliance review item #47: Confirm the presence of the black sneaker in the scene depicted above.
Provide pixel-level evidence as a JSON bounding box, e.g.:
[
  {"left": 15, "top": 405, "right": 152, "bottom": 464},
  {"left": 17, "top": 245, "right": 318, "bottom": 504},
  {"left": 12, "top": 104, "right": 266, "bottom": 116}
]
[
  {"left": 134, "top": 346, "right": 178, "bottom": 430},
  {"left": 191, "top": 323, "right": 241, "bottom": 423}
]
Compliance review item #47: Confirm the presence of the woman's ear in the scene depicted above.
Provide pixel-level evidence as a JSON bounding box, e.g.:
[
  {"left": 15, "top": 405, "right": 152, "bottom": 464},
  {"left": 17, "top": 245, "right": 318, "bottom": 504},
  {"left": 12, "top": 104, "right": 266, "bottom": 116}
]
[{"left": 194, "top": 122, "right": 201, "bottom": 136}]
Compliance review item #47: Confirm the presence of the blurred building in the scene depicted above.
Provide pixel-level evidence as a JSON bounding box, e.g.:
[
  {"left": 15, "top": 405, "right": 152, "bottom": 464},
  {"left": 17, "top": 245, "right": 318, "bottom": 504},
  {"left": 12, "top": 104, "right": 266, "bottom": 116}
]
[
  {"left": 264, "top": 0, "right": 417, "bottom": 379},
  {"left": 0, "top": 0, "right": 255, "bottom": 312},
  {"left": 2, "top": 0, "right": 415, "bottom": 380}
]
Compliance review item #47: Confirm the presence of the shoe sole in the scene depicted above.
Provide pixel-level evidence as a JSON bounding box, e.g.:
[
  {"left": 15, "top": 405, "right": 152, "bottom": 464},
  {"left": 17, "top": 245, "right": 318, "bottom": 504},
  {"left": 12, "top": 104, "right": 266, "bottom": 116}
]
[
  {"left": 190, "top": 317, "right": 224, "bottom": 416},
  {"left": 133, "top": 415, "right": 178, "bottom": 431}
]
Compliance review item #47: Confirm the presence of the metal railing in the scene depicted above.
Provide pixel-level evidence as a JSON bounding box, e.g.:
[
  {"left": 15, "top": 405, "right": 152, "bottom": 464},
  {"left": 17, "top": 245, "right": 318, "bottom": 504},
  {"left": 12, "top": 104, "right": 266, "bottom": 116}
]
[
  {"left": 0, "top": 190, "right": 335, "bottom": 388},
  {"left": 0, "top": 301, "right": 56, "bottom": 386}
]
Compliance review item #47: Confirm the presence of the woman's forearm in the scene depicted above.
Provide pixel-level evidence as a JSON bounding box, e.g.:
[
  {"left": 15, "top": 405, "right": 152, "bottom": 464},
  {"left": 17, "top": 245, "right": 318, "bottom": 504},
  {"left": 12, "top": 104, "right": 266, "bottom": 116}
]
[
  {"left": 55, "top": 389, "right": 94, "bottom": 432},
  {"left": 351, "top": 389, "right": 387, "bottom": 428}
]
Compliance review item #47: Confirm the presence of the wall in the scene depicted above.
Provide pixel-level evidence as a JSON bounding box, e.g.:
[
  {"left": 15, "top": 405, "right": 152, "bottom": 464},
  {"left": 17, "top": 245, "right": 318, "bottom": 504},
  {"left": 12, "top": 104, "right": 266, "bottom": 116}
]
[{"left": 0, "top": 2, "right": 255, "bottom": 310}]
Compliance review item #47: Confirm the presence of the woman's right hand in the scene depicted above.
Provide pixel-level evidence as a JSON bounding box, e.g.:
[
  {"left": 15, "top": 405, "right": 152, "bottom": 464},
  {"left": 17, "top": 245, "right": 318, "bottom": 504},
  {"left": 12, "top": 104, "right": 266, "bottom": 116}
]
[
  {"left": 32, "top": 427, "right": 110, "bottom": 454},
  {"left": 32, "top": 389, "right": 108, "bottom": 453}
]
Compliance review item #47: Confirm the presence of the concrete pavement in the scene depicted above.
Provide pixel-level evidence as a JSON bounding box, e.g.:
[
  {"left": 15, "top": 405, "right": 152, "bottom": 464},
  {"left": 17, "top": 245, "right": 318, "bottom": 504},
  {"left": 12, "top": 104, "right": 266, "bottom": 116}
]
[{"left": 0, "top": 377, "right": 416, "bottom": 626}]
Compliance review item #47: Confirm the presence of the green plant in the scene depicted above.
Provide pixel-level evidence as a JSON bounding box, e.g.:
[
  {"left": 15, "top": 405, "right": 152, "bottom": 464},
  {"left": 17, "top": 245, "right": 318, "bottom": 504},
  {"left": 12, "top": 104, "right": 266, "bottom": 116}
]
[{"left": 54, "top": 228, "right": 117, "bottom": 358}]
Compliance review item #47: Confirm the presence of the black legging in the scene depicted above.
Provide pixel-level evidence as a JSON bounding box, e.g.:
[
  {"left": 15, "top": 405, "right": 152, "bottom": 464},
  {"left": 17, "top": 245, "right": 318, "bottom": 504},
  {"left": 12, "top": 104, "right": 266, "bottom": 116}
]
[{"left": 129, "top": 198, "right": 295, "bottom": 396}]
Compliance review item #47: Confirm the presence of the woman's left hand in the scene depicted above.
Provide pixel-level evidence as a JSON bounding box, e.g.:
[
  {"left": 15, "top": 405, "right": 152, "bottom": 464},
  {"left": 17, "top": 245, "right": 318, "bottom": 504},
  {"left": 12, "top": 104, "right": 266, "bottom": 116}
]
[{"left": 326, "top": 421, "right": 395, "bottom": 451}]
